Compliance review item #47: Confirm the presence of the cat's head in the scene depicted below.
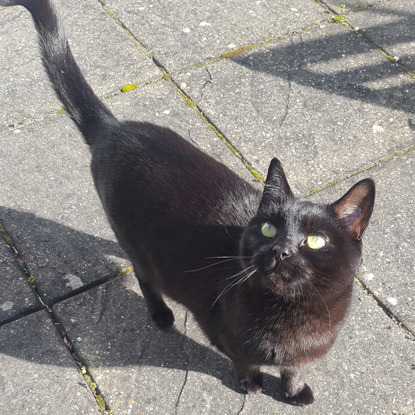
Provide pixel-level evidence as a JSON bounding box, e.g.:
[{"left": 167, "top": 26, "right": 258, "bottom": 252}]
[{"left": 240, "top": 158, "right": 375, "bottom": 297}]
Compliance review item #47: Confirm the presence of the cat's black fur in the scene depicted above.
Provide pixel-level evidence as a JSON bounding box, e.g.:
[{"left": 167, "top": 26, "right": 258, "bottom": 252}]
[{"left": 2, "top": 0, "right": 375, "bottom": 405}]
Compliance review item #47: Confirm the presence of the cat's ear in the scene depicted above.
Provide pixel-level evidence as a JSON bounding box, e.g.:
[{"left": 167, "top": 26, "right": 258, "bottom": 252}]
[
  {"left": 331, "top": 179, "right": 375, "bottom": 240},
  {"left": 258, "top": 158, "right": 294, "bottom": 211}
]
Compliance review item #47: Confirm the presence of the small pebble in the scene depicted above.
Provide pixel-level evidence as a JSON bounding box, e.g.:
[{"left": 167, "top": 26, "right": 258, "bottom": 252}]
[{"left": 387, "top": 297, "right": 398, "bottom": 306}]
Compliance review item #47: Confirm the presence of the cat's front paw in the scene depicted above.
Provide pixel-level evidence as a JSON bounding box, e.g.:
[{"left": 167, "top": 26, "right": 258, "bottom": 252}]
[
  {"left": 151, "top": 306, "right": 175, "bottom": 329},
  {"left": 285, "top": 383, "right": 314, "bottom": 406},
  {"left": 241, "top": 371, "right": 263, "bottom": 394}
]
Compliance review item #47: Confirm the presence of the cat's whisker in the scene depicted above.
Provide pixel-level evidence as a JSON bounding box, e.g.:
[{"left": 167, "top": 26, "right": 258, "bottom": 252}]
[
  {"left": 211, "top": 267, "right": 257, "bottom": 309},
  {"left": 206, "top": 256, "right": 251, "bottom": 260},
  {"left": 224, "top": 265, "right": 255, "bottom": 281},
  {"left": 185, "top": 258, "right": 240, "bottom": 273}
]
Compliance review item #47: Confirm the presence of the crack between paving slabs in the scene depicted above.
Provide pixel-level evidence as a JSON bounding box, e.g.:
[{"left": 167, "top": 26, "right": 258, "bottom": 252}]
[
  {"left": 96, "top": 1, "right": 265, "bottom": 184},
  {"left": 0, "top": 219, "right": 114, "bottom": 414},
  {"left": 354, "top": 277, "right": 415, "bottom": 341},
  {"left": 2, "top": 75, "right": 165, "bottom": 133},
  {"left": 304, "top": 144, "right": 415, "bottom": 197},
  {"left": 162, "top": 72, "right": 264, "bottom": 184},
  {"left": 175, "top": 311, "right": 190, "bottom": 415},
  {"left": 236, "top": 394, "right": 247, "bottom": 415},
  {"left": 177, "top": 21, "right": 327, "bottom": 76},
  {"left": 316, "top": 0, "right": 415, "bottom": 80}
]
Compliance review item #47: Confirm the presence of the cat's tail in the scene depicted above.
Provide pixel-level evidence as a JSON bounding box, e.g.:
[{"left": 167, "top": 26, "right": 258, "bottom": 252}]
[{"left": 1, "top": 0, "right": 117, "bottom": 146}]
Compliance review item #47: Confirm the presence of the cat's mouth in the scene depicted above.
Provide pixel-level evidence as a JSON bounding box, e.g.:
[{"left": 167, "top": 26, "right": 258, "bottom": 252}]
[{"left": 260, "top": 257, "right": 301, "bottom": 284}]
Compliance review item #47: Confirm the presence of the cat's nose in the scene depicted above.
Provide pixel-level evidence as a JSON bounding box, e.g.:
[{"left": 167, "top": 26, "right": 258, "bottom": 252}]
[
  {"left": 273, "top": 246, "right": 292, "bottom": 261},
  {"left": 280, "top": 250, "right": 292, "bottom": 260}
]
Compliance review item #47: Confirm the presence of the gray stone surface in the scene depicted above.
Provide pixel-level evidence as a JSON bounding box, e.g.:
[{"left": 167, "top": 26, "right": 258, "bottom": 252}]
[
  {"left": 102, "top": 0, "right": 329, "bottom": 72},
  {"left": 0, "top": 0, "right": 161, "bottom": 128},
  {"left": 53, "top": 273, "right": 189, "bottom": 414},
  {"left": 323, "top": 0, "right": 383, "bottom": 13},
  {"left": 175, "top": 21, "right": 415, "bottom": 194},
  {"left": 105, "top": 79, "right": 257, "bottom": 184},
  {"left": 0, "top": 236, "right": 40, "bottom": 324},
  {"left": 0, "top": 115, "right": 129, "bottom": 304},
  {"left": 309, "top": 150, "right": 415, "bottom": 334},
  {"left": 0, "top": 310, "right": 99, "bottom": 415},
  {"left": 53, "top": 272, "right": 415, "bottom": 414},
  {"left": 344, "top": 0, "right": 415, "bottom": 74}
]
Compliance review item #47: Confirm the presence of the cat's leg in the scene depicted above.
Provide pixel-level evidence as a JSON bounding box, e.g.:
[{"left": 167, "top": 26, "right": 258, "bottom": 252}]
[
  {"left": 131, "top": 260, "right": 174, "bottom": 330},
  {"left": 237, "top": 363, "right": 263, "bottom": 394},
  {"left": 280, "top": 366, "right": 314, "bottom": 406},
  {"left": 138, "top": 279, "right": 174, "bottom": 329},
  {"left": 215, "top": 337, "right": 263, "bottom": 394}
]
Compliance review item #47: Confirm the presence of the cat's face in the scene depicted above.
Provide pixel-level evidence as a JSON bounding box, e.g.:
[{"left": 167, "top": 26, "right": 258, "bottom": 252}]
[{"left": 240, "top": 159, "right": 375, "bottom": 297}]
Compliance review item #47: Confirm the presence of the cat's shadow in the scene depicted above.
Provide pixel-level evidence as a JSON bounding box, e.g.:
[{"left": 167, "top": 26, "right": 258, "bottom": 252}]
[{"left": 0, "top": 206, "right": 286, "bottom": 403}]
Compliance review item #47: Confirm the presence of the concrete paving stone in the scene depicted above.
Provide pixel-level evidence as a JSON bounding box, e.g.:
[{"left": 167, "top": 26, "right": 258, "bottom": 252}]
[
  {"left": 0, "top": 236, "right": 40, "bottom": 324},
  {"left": 309, "top": 150, "right": 415, "bottom": 334},
  {"left": 343, "top": 0, "right": 415, "bottom": 74},
  {"left": 53, "top": 273, "right": 189, "bottom": 414},
  {"left": 101, "top": 0, "right": 330, "bottom": 72},
  {"left": 52, "top": 268, "right": 414, "bottom": 413},
  {"left": 174, "top": 21, "right": 415, "bottom": 195},
  {"left": 0, "top": 0, "right": 161, "bottom": 128},
  {"left": 0, "top": 310, "right": 99, "bottom": 415}
]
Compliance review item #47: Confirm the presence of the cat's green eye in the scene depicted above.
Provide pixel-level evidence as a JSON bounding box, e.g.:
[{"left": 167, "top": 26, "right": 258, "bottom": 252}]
[
  {"left": 261, "top": 222, "right": 277, "bottom": 238},
  {"left": 306, "top": 235, "right": 327, "bottom": 250}
]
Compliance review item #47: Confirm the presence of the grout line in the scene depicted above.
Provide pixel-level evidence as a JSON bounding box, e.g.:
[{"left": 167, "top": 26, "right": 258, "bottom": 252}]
[
  {"left": 97, "top": 1, "right": 264, "bottom": 183},
  {"left": 304, "top": 144, "right": 415, "bottom": 197},
  {"left": 96, "top": 0, "right": 154, "bottom": 63},
  {"left": 354, "top": 277, "right": 415, "bottom": 340},
  {"left": 316, "top": 0, "right": 415, "bottom": 79},
  {"left": 162, "top": 74, "right": 264, "bottom": 183},
  {"left": 3, "top": 76, "right": 166, "bottom": 132},
  {"left": 0, "top": 219, "right": 116, "bottom": 414},
  {"left": 175, "top": 22, "right": 324, "bottom": 76}
]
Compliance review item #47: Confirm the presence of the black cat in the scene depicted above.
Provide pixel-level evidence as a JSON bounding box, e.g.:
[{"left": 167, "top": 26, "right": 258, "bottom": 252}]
[{"left": 2, "top": 0, "right": 375, "bottom": 406}]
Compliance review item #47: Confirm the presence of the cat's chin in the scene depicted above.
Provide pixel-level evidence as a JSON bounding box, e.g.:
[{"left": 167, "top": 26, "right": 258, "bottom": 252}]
[{"left": 258, "top": 267, "right": 307, "bottom": 297}]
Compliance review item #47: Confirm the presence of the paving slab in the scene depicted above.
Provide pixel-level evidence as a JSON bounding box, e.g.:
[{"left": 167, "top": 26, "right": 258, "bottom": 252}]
[
  {"left": 0, "top": 310, "right": 99, "bottom": 415},
  {"left": 53, "top": 273, "right": 189, "bottom": 414},
  {"left": 309, "top": 150, "right": 415, "bottom": 335},
  {"left": 0, "top": 0, "right": 161, "bottom": 128},
  {"left": 102, "top": 0, "right": 329, "bottom": 72},
  {"left": 174, "top": 21, "right": 415, "bottom": 194},
  {"left": 0, "top": 235, "right": 40, "bottom": 324},
  {"left": 52, "top": 271, "right": 415, "bottom": 414}
]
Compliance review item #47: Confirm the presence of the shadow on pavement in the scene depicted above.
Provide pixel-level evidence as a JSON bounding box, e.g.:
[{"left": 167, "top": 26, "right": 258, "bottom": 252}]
[
  {"left": 0, "top": 206, "right": 287, "bottom": 403},
  {"left": 232, "top": 8, "right": 415, "bottom": 115}
]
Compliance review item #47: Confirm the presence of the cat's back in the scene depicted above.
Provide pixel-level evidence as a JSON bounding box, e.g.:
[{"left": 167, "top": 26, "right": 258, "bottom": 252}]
[{"left": 90, "top": 120, "right": 261, "bottom": 228}]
